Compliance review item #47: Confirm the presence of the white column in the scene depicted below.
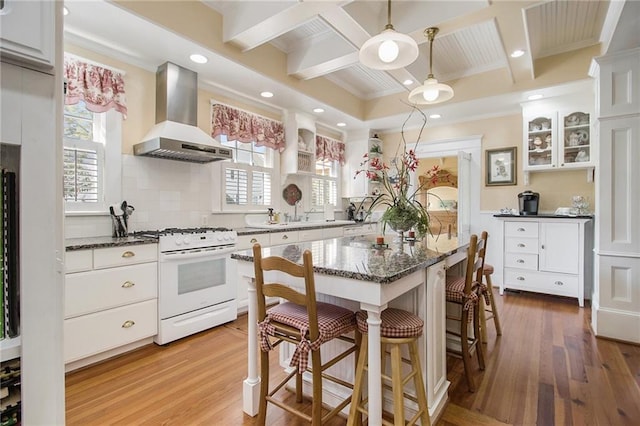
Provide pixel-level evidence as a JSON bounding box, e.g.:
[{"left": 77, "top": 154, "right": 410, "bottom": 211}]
[
  {"left": 362, "top": 302, "right": 385, "bottom": 426},
  {"left": 243, "top": 278, "right": 261, "bottom": 415}
]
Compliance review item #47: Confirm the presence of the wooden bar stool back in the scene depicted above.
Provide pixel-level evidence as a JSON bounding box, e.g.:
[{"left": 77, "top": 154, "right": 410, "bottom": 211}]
[
  {"left": 477, "top": 231, "right": 502, "bottom": 343},
  {"left": 347, "top": 308, "right": 431, "bottom": 426},
  {"left": 444, "top": 234, "right": 487, "bottom": 392},
  {"left": 252, "top": 244, "right": 360, "bottom": 425}
]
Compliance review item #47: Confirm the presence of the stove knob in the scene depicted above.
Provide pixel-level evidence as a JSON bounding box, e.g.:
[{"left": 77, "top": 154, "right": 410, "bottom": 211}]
[
  {"left": 223, "top": 232, "right": 231, "bottom": 241},
  {"left": 217, "top": 234, "right": 223, "bottom": 241},
  {"left": 183, "top": 236, "right": 191, "bottom": 245},
  {"left": 175, "top": 238, "right": 183, "bottom": 246}
]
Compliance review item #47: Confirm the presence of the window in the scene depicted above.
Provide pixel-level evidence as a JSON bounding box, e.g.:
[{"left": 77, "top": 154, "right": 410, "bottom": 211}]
[
  {"left": 219, "top": 135, "right": 274, "bottom": 211},
  {"left": 63, "top": 100, "right": 121, "bottom": 213},
  {"left": 311, "top": 158, "right": 338, "bottom": 208}
]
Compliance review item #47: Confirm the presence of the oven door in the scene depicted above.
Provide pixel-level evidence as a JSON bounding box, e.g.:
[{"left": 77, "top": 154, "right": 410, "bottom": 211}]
[{"left": 158, "top": 247, "right": 235, "bottom": 320}]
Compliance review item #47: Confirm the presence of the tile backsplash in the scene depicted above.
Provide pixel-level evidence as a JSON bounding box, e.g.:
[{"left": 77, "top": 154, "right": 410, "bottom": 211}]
[{"left": 65, "top": 154, "right": 246, "bottom": 238}]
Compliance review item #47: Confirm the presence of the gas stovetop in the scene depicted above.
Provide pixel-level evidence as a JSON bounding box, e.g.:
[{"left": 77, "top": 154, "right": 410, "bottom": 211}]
[
  {"left": 132, "top": 227, "right": 237, "bottom": 251},
  {"left": 131, "top": 227, "right": 232, "bottom": 237}
]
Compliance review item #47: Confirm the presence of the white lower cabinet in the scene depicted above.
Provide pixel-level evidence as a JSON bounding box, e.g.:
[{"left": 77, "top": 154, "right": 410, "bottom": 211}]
[
  {"left": 64, "top": 244, "right": 158, "bottom": 367},
  {"left": 498, "top": 217, "right": 593, "bottom": 306}
]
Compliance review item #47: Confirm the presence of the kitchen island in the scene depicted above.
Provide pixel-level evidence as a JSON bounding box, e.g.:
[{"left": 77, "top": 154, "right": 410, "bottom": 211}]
[{"left": 231, "top": 234, "right": 468, "bottom": 425}]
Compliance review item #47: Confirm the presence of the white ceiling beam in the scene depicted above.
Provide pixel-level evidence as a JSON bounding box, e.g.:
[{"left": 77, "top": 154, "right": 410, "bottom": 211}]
[
  {"left": 223, "top": 1, "right": 339, "bottom": 52},
  {"left": 287, "top": 6, "right": 380, "bottom": 79}
]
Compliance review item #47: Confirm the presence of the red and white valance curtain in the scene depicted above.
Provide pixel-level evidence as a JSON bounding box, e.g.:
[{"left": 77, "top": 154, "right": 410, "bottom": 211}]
[
  {"left": 211, "top": 103, "right": 285, "bottom": 152},
  {"left": 315, "top": 135, "right": 345, "bottom": 165},
  {"left": 63, "top": 54, "right": 128, "bottom": 119}
]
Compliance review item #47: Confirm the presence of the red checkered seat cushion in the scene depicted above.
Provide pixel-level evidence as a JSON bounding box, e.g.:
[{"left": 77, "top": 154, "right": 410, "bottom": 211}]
[
  {"left": 355, "top": 308, "right": 423, "bottom": 338},
  {"left": 445, "top": 275, "right": 491, "bottom": 322},
  {"left": 483, "top": 263, "right": 494, "bottom": 275},
  {"left": 259, "top": 301, "right": 356, "bottom": 371}
]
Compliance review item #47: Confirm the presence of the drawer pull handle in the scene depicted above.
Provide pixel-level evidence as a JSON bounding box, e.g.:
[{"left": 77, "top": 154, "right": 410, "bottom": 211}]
[
  {"left": 122, "top": 320, "right": 135, "bottom": 328},
  {"left": 517, "top": 259, "right": 525, "bottom": 263},
  {"left": 121, "top": 281, "right": 135, "bottom": 288},
  {"left": 517, "top": 228, "right": 525, "bottom": 232},
  {"left": 517, "top": 276, "right": 525, "bottom": 281},
  {"left": 554, "top": 281, "right": 564, "bottom": 286},
  {"left": 283, "top": 235, "right": 288, "bottom": 240},
  {"left": 250, "top": 238, "right": 258, "bottom": 244},
  {"left": 122, "top": 251, "right": 135, "bottom": 258},
  {"left": 541, "top": 244, "right": 545, "bottom": 249},
  {"left": 517, "top": 243, "right": 526, "bottom": 248}
]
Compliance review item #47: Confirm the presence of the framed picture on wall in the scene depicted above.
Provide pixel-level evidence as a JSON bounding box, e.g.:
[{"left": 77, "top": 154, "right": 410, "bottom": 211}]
[{"left": 486, "top": 147, "right": 517, "bottom": 186}]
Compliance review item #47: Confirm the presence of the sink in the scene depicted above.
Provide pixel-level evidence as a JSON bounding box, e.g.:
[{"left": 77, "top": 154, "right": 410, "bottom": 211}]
[{"left": 247, "top": 220, "right": 355, "bottom": 229}]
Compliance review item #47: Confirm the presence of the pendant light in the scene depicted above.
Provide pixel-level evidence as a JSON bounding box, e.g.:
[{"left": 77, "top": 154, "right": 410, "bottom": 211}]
[
  {"left": 359, "top": 0, "right": 419, "bottom": 70},
  {"left": 408, "top": 27, "right": 454, "bottom": 105}
]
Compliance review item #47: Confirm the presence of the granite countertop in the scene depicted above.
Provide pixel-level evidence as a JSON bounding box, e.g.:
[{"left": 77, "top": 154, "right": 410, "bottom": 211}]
[
  {"left": 493, "top": 214, "right": 594, "bottom": 219},
  {"left": 231, "top": 234, "right": 465, "bottom": 284},
  {"left": 65, "top": 236, "right": 157, "bottom": 251},
  {"left": 235, "top": 220, "right": 375, "bottom": 235},
  {"left": 65, "top": 221, "right": 375, "bottom": 250}
]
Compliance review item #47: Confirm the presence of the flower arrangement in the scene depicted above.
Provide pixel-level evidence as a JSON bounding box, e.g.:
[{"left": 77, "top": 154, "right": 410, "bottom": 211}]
[{"left": 355, "top": 107, "right": 439, "bottom": 238}]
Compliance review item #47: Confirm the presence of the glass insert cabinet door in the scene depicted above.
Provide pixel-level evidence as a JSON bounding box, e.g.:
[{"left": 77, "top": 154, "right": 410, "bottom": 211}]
[
  {"left": 560, "top": 111, "right": 591, "bottom": 166},
  {"left": 526, "top": 115, "right": 555, "bottom": 168}
]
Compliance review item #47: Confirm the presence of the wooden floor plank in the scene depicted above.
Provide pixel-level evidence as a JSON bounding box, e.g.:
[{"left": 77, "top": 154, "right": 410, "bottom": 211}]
[{"left": 66, "top": 290, "right": 639, "bottom": 426}]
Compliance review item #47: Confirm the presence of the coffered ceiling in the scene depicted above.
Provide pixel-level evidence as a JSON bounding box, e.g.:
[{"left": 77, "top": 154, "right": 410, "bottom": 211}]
[{"left": 63, "top": 0, "right": 636, "bottom": 133}]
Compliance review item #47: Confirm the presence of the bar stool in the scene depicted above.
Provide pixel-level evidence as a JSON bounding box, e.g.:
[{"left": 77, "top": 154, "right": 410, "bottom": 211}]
[
  {"left": 479, "top": 258, "right": 502, "bottom": 343},
  {"left": 445, "top": 233, "right": 487, "bottom": 392},
  {"left": 347, "top": 308, "right": 431, "bottom": 426},
  {"left": 253, "top": 244, "right": 360, "bottom": 425}
]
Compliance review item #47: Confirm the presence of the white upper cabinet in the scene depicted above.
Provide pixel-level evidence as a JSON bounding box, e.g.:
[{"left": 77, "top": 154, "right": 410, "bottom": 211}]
[
  {"left": 524, "top": 113, "right": 556, "bottom": 170},
  {"left": 522, "top": 88, "right": 595, "bottom": 173},
  {"left": 0, "top": 0, "right": 56, "bottom": 71},
  {"left": 558, "top": 110, "right": 594, "bottom": 168}
]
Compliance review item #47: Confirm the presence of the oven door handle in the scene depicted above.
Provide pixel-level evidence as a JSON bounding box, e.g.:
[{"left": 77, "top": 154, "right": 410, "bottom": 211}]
[{"left": 160, "top": 247, "right": 237, "bottom": 261}]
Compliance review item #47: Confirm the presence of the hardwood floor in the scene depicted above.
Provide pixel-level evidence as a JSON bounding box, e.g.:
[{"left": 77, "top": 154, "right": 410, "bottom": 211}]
[{"left": 65, "top": 290, "right": 640, "bottom": 425}]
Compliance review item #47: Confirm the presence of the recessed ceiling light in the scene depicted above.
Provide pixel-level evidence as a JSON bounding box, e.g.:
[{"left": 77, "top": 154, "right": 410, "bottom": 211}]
[
  {"left": 63, "top": 6, "right": 69, "bottom": 15},
  {"left": 429, "top": 114, "right": 441, "bottom": 119},
  {"left": 403, "top": 79, "right": 413, "bottom": 86},
  {"left": 313, "top": 108, "right": 325, "bottom": 113},
  {"left": 189, "top": 54, "right": 208, "bottom": 64},
  {"left": 528, "top": 94, "right": 543, "bottom": 100},
  {"left": 260, "top": 91, "right": 274, "bottom": 98},
  {"left": 511, "top": 49, "right": 525, "bottom": 58},
  {"left": 337, "top": 122, "right": 346, "bottom": 127}
]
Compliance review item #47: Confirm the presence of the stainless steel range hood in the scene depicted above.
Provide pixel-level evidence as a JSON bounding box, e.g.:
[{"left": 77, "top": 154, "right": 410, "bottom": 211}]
[{"left": 134, "top": 62, "right": 232, "bottom": 163}]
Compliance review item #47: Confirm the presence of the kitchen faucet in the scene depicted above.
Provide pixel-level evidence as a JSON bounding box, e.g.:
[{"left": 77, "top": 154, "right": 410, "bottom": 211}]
[{"left": 354, "top": 196, "right": 378, "bottom": 222}]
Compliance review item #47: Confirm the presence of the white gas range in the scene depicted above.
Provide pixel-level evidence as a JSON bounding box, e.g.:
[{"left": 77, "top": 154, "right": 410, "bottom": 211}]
[{"left": 134, "top": 227, "right": 238, "bottom": 344}]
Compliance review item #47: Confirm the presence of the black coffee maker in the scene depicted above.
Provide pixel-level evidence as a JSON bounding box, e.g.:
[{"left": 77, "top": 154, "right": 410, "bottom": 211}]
[{"left": 518, "top": 191, "right": 540, "bottom": 215}]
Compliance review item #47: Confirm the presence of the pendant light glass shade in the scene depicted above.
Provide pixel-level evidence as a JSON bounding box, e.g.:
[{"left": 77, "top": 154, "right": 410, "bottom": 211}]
[
  {"left": 408, "top": 27, "right": 454, "bottom": 105},
  {"left": 408, "top": 77, "right": 454, "bottom": 104},
  {"left": 359, "top": 0, "right": 418, "bottom": 70}
]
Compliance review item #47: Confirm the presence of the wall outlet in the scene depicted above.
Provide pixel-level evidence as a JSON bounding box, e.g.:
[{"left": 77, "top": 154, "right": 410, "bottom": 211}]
[{"left": 201, "top": 215, "right": 208, "bottom": 226}]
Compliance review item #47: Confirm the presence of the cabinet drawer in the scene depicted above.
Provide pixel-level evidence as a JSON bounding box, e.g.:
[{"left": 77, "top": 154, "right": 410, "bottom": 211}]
[
  {"left": 65, "top": 263, "right": 158, "bottom": 318},
  {"left": 505, "top": 236, "right": 538, "bottom": 254},
  {"left": 504, "top": 253, "right": 538, "bottom": 270},
  {"left": 323, "top": 227, "right": 344, "bottom": 239},
  {"left": 236, "top": 233, "right": 270, "bottom": 250},
  {"left": 298, "top": 228, "right": 324, "bottom": 242},
  {"left": 65, "top": 250, "right": 93, "bottom": 273},
  {"left": 505, "top": 221, "right": 538, "bottom": 238},
  {"left": 93, "top": 244, "right": 158, "bottom": 269},
  {"left": 269, "top": 231, "right": 299, "bottom": 246},
  {"left": 64, "top": 299, "right": 158, "bottom": 363},
  {"left": 504, "top": 269, "right": 579, "bottom": 298}
]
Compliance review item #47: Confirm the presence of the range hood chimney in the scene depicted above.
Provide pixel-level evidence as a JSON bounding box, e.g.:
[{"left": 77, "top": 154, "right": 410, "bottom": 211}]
[{"left": 134, "top": 62, "right": 232, "bottom": 163}]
